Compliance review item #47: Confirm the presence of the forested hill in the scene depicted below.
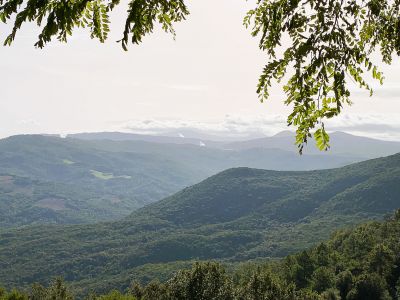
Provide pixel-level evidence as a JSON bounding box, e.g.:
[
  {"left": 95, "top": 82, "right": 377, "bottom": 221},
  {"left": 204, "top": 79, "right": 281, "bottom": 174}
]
[
  {"left": 133, "top": 151, "right": 400, "bottom": 226},
  {"left": 0, "top": 153, "right": 399, "bottom": 293},
  {"left": 2, "top": 211, "right": 400, "bottom": 299},
  {"left": 0, "top": 134, "right": 364, "bottom": 227}
]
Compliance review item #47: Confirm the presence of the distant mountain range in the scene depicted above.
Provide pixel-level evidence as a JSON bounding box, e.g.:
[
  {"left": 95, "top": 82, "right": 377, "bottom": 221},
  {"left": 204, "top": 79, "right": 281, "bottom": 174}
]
[
  {"left": 68, "top": 131, "right": 224, "bottom": 148},
  {"left": 70, "top": 130, "right": 400, "bottom": 158},
  {"left": 0, "top": 132, "right": 385, "bottom": 227},
  {"left": 225, "top": 131, "right": 400, "bottom": 158},
  {"left": 0, "top": 153, "right": 399, "bottom": 293}
]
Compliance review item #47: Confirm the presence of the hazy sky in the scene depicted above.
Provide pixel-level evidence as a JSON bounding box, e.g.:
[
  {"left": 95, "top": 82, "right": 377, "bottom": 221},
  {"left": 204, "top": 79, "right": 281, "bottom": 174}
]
[{"left": 1, "top": 0, "right": 400, "bottom": 140}]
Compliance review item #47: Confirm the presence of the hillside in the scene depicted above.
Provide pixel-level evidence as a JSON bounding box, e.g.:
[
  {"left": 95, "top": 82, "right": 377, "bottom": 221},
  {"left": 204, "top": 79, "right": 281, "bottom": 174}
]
[
  {"left": 0, "top": 134, "right": 364, "bottom": 227},
  {"left": 0, "top": 174, "right": 140, "bottom": 227},
  {"left": 0, "top": 153, "right": 399, "bottom": 292},
  {"left": 0, "top": 135, "right": 200, "bottom": 226}
]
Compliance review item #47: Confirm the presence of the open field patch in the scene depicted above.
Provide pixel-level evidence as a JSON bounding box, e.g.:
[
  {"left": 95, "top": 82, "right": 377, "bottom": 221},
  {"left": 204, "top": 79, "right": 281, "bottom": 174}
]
[
  {"left": 35, "top": 198, "right": 67, "bottom": 211},
  {"left": 90, "top": 170, "right": 131, "bottom": 180}
]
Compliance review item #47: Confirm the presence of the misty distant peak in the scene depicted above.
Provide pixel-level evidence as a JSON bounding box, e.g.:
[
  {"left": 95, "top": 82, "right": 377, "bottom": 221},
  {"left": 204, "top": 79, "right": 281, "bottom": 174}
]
[
  {"left": 331, "top": 131, "right": 354, "bottom": 137},
  {"left": 273, "top": 130, "right": 295, "bottom": 138}
]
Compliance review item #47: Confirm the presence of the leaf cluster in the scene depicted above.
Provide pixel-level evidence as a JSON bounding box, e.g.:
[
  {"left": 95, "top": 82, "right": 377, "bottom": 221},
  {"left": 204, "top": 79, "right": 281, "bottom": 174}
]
[
  {"left": 245, "top": 0, "right": 399, "bottom": 152},
  {"left": 0, "top": 0, "right": 189, "bottom": 49}
]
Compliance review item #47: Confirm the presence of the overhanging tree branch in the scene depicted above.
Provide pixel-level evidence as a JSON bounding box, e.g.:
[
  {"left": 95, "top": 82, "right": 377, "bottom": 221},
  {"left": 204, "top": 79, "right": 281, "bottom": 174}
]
[{"left": 1, "top": 0, "right": 399, "bottom": 152}]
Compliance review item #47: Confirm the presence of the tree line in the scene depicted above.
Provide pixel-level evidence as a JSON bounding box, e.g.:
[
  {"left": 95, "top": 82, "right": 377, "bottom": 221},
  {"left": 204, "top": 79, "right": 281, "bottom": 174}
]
[{"left": 2, "top": 210, "right": 400, "bottom": 300}]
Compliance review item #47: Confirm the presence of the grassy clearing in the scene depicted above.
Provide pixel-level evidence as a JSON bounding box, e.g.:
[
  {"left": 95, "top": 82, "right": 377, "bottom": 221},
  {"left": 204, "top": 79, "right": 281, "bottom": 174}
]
[
  {"left": 62, "top": 159, "right": 75, "bottom": 165},
  {"left": 90, "top": 170, "right": 131, "bottom": 180}
]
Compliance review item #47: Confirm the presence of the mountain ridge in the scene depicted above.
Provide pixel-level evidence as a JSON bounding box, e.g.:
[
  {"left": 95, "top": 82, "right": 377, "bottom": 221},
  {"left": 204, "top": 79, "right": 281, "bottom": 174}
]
[
  {"left": 0, "top": 153, "right": 399, "bottom": 292},
  {"left": 0, "top": 134, "right": 372, "bottom": 227},
  {"left": 66, "top": 130, "right": 400, "bottom": 158}
]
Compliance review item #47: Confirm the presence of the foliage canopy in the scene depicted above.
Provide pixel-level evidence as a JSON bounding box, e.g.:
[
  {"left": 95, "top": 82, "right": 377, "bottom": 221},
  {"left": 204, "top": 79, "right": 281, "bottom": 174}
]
[
  {"left": 1, "top": 0, "right": 399, "bottom": 150},
  {"left": 2, "top": 210, "right": 400, "bottom": 299},
  {"left": 244, "top": 0, "right": 399, "bottom": 152}
]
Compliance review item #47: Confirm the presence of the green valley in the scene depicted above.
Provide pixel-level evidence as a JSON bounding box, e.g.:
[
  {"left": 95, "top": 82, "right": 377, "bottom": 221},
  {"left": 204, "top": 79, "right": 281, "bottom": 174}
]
[
  {"left": 0, "top": 153, "right": 399, "bottom": 294},
  {"left": 0, "top": 134, "right": 370, "bottom": 227}
]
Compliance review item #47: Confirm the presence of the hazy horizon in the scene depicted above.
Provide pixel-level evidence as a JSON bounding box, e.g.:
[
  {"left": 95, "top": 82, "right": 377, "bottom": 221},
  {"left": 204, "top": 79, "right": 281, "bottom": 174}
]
[
  {"left": 2, "top": 127, "right": 400, "bottom": 144},
  {"left": 1, "top": 0, "right": 400, "bottom": 141}
]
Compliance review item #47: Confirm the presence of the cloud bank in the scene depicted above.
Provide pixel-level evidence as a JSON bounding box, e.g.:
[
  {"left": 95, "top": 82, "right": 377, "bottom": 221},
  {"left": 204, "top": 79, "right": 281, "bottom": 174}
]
[{"left": 115, "top": 113, "right": 400, "bottom": 141}]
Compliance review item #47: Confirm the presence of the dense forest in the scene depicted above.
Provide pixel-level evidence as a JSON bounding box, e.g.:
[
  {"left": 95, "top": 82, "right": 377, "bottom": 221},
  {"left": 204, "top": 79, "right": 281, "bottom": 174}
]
[
  {"left": 2, "top": 210, "right": 399, "bottom": 299},
  {"left": 0, "top": 153, "right": 399, "bottom": 295}
]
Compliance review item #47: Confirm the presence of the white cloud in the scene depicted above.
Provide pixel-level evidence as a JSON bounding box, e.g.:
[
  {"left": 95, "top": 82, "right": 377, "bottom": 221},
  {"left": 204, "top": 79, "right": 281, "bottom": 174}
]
[
  {"left": 116, "top": 113, "right": 400, "bottom": 141},
  {"left": 325, "top": 113, "right": 400, "bottom": 141},
  {"left": 118, "top": 114, "right": 287, "bottom": 140}
]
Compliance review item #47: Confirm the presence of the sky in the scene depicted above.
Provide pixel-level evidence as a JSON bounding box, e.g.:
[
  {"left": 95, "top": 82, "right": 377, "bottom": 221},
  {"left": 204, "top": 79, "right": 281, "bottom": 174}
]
[{"left": 1, "top": 0, "right": 400, "bottom": 141}]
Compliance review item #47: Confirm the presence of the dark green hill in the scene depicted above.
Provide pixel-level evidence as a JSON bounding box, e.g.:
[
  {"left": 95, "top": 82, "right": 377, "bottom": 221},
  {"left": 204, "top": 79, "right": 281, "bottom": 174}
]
[
  {"left": 132, "top": 153, "right": 400, "bottom": 226},
  {"left": 0, "top": 134, "right": 365, "bottom": 227},
  {"left": 0, "top": 154, "right": 399, "bottom": 292}
]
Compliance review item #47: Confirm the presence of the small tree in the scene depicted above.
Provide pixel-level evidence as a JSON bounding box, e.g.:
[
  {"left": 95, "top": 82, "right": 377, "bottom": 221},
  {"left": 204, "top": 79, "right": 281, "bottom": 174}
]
[
  {"left": 346, "top": 273, "right": 391, "bottom": 300},
  {"left": 336, "top": 270, "right": 353, "bottom": 299},
  {"left": 141, "top": 280, "right": 170, "bottom": 300},
  {"left": 96, "top": 290, "right": 136, "bottom": 300},
  {"left": 0, "top": 289, "right": 28, "bottom": 300},
  {"left": 236, "top": 268, "right": 295, "bottom": 300},
  {"left": 311, "top": 267, "right": 335, "bottom": 293},
  {"left": 30, "top": 278, "right": 73, "bottom": 300},
  {"left": 167, "top": 262, "right": 234, "bottom": 300},
  {"left": 367, "top": 244, "right": 395, "bottom": 276}
]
